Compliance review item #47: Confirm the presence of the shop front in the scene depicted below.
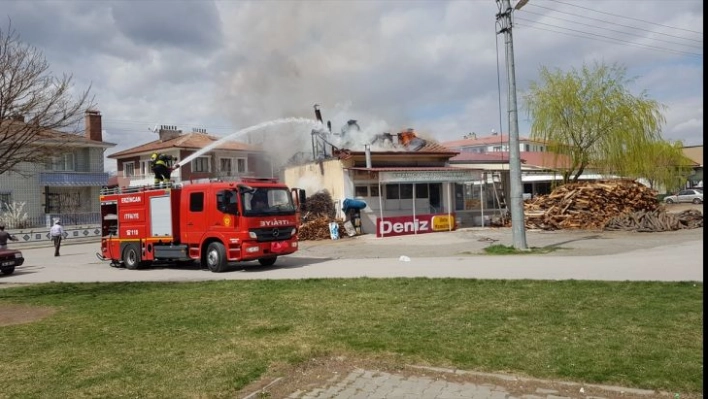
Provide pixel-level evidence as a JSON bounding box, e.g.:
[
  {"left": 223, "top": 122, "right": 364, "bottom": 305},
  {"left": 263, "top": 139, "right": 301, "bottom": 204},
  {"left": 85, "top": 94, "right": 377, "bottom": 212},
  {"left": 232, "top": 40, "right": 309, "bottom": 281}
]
[{"left": 348, "top": 167, "right": 482, "bottom": 237}]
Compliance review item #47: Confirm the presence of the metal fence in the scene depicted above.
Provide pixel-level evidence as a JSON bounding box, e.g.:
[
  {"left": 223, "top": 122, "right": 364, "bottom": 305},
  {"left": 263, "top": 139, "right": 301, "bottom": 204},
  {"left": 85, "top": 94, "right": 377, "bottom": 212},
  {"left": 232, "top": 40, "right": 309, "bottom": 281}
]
[{"left": 0, "top": 212, "right": 101, "bottom": 229}]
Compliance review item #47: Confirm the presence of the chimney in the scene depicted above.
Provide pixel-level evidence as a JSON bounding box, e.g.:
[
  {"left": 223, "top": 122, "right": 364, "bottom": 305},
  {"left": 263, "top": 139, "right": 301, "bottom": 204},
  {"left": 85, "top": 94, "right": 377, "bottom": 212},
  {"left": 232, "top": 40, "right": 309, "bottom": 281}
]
[
  {"left": 85, "top": 109, "right": 102, "bottom": 142},
  {"left": 158, "top": 125, "right": 182, "bottom": 141}
]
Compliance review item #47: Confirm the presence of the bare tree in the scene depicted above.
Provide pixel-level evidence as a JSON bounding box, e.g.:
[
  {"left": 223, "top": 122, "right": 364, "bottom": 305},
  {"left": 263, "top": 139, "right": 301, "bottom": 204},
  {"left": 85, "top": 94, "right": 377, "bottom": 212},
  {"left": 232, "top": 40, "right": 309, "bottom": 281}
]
[{"left": 0, "top": 20, "right": 94, "bottom": 175}]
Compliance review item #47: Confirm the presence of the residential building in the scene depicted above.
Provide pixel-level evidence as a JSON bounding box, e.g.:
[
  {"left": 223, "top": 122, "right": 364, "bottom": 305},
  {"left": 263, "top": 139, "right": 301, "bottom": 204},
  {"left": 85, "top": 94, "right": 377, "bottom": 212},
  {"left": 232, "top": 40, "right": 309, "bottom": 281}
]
[
  {"left": 107, "top": 126, "right": 271, "bottom": 188},
  {"left": 0, "top": 110, "right": 115, "bottom": 228},
  {"left": 682, "top": 145, "right": 703, "bottom": 188},
  {"left": 442, "top": 133, "right": 609, "bottom": 198}
]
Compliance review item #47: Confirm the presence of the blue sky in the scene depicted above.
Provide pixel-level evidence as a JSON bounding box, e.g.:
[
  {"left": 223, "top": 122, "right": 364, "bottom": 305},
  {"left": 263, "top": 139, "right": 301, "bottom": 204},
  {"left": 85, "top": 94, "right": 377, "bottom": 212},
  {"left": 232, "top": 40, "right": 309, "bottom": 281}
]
[{"left": 2, "top": 0, "right": 702, "bottom": 172}]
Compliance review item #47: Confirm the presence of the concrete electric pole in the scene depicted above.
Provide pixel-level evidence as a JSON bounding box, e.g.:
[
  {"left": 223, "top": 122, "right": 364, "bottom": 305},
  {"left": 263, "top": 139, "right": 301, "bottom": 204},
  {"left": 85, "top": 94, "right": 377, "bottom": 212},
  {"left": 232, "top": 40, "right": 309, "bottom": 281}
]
[{"left": 496, "top": 0, "right": 529, "bottom": 250}]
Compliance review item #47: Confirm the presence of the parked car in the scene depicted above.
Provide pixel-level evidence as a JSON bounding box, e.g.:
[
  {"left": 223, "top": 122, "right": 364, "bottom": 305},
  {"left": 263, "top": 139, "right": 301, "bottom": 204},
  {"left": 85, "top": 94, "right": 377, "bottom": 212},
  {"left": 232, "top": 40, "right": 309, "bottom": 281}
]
[{"left": 664, "top": 189, "right": 704, "bottom": 204}]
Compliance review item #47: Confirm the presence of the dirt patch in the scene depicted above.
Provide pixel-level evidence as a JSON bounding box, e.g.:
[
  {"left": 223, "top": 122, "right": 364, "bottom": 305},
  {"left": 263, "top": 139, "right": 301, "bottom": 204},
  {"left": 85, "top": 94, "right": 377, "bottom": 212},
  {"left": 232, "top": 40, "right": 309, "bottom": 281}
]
[
  {"left": 0, "top": 304, "right": 57, "bottom": 327},
  {"left": 236, "top": 356, "right": 694, "bottom": 399}
]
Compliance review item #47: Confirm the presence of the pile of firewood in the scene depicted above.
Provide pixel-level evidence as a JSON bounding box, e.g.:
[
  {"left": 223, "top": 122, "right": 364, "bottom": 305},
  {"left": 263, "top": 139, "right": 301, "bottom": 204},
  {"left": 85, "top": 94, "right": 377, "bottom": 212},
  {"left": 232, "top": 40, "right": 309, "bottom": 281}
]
[
  {"left": 523, "top": 180, "right": 663, "bottom": 230},
  {"left": 301, "top": 190, "right": 337, "bottom": 223},
  {"left": 299, "top": 190, "right": 345, "bottom": 241},
  {"left": 299, "top": 217, "right": 345, "bottom": 241},
  {"left": 605, "top": 209, "right": 703, "bottom": 231}
]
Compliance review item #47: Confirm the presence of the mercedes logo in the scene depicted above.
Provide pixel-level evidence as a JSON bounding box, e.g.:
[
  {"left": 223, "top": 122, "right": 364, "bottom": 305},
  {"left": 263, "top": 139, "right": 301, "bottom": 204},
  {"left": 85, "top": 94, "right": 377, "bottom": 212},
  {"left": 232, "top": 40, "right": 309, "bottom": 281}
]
[{"left": 271, "top": 228, "right": 280, "bottom": 237}]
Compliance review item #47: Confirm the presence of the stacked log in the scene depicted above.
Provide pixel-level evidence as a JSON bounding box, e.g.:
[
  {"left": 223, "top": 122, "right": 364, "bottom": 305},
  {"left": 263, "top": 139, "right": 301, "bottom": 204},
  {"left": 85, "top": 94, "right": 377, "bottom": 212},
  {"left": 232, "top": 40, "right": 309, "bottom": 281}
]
[
  {"left": 299, "top": 190, "right": 345, "bottom": 241},
  {"left": 299, "top": 217, "right": 345, "bottom": 241},
  {"left": 301, "top": 190, "right": 337, "bottom": 223},
  {"left": 523, "top": 180, "right": 668, "bottom": 231},
  {"left": 605, "top": 209, "right": 703, "bottom": 231}
]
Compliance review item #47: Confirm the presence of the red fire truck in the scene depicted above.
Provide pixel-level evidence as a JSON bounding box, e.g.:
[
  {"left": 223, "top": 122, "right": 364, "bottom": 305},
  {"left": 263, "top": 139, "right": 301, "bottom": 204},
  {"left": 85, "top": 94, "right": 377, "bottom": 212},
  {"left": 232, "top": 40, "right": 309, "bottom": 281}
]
[{"left": 98, "top": 178, "right": 305, "bottom": 272}]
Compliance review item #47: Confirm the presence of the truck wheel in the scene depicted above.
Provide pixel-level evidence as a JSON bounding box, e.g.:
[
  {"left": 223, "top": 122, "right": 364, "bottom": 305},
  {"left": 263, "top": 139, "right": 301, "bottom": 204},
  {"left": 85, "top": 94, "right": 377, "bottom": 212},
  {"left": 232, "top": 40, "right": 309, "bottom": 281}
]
[
  {"left": 206, "top": 242, "right": 228, "bottom": 273},
  {"left": 258, "top": 257, "right": 277, "bottom": 267},
  {"left": 123, "top": 244, "right": 143, "bottom": 270},
  {"left": 1, "top": 267, "right": 15, "bottom": 275}
]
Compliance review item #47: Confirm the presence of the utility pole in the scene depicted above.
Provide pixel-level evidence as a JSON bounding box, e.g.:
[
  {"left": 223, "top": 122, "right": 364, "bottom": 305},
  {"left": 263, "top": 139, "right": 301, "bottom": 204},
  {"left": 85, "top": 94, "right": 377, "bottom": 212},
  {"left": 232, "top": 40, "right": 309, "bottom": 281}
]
[{"left": 496, "top": 0, "right": 528, "bottom": 250}]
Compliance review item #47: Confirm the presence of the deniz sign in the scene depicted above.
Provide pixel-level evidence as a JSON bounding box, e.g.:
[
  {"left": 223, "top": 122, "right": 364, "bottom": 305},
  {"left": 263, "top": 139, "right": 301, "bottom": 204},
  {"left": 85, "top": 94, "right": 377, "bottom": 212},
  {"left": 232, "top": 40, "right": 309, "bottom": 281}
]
[{"left": 376, "top": 214, "right": 455, "bottom": 238}]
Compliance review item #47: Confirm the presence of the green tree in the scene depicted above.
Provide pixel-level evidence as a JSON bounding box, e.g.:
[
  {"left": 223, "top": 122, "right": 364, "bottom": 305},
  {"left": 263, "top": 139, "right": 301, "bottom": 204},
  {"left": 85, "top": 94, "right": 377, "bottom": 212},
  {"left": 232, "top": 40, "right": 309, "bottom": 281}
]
[
  {"left": 523, "top": 62, "right": 668, "bottom": 183},
  {"left": 625, "top": 141, "right": 694, "bottom": 193},
  {"left": 0, "top": 21, "right": 94, "bottom": 175}
]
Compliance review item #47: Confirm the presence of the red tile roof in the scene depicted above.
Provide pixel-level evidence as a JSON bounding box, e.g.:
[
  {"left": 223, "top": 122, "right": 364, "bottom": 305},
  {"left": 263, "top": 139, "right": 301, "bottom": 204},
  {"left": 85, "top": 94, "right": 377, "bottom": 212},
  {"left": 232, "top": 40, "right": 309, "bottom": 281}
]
[
  {"left": 449, "top": 151, "right": 572, "bottom": 169},
  {"left": 347, "top": 166, "right": 465, "bottom": 172},
  {"left": 108, "top": 132, "right": 261, "bottom": 158},
  {"left": 441, "top": 133, "right": 546, "bottom": 148}
]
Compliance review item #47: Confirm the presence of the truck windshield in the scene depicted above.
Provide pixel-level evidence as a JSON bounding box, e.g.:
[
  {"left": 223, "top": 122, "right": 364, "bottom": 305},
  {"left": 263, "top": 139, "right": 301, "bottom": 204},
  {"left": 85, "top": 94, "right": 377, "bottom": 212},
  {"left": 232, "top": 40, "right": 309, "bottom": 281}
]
[{"left": 241, "top": 187, "right": 296, "bottom": 216}]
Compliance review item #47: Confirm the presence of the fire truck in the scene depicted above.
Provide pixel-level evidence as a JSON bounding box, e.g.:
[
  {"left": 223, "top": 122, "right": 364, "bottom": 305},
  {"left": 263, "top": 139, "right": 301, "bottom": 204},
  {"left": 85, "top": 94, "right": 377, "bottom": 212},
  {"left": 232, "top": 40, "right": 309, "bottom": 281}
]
[{"left": 97, "top": 178, "right": 306, "bottom": 272}]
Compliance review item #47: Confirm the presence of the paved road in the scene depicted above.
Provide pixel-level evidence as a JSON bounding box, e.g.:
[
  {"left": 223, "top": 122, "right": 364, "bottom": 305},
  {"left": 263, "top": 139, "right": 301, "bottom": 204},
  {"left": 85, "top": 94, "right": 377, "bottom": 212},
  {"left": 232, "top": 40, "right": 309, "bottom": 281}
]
[{"left": 3, "top": 228, "right": 702, "bottom": 283}]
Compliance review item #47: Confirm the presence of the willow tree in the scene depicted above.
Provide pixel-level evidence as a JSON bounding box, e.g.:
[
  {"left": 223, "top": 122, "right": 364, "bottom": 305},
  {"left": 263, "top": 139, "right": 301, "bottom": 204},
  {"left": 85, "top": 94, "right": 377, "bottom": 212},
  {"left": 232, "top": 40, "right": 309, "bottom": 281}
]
[
  {"left": 623, "top": 140, "right": 694, "bottom": 192},
  {"left": 523, "top": 62, "right": 666, "bottom": 183},
  {"left": 0, "top": 21, "right": 93, "bottom": 175}
]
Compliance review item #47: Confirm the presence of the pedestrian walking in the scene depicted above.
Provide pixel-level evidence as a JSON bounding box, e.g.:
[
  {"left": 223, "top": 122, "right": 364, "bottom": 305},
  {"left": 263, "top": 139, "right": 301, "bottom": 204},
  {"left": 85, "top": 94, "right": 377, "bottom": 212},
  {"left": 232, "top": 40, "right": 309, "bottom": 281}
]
[
  {"left": 0, "top": 224, "right": 19, "bottom": 250},
  {"left": 49, "top": 219, "right": 64, "bottom": 256}
]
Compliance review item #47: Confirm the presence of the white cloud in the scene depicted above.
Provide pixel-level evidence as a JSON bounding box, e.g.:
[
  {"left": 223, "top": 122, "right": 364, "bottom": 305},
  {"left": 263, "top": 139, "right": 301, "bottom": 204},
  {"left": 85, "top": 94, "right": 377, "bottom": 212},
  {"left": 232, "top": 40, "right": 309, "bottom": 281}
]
[{"left": 1, "top": 0, "right": 702, "bottom": 172}]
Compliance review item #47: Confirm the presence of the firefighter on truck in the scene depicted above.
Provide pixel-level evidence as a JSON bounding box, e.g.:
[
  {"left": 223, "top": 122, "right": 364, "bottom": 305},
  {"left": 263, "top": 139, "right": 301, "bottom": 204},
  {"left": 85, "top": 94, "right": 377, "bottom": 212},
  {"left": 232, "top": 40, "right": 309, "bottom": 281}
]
[{"left": 97, "top": 179, "right": 306, "bottom": 273}]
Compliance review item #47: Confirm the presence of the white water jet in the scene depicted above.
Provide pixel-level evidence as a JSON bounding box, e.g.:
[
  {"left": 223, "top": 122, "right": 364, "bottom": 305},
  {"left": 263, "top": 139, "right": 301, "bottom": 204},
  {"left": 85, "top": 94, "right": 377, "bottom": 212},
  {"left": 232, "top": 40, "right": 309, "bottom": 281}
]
[{"left": 176, "top": 117, "right": 325, "bottom": 168}]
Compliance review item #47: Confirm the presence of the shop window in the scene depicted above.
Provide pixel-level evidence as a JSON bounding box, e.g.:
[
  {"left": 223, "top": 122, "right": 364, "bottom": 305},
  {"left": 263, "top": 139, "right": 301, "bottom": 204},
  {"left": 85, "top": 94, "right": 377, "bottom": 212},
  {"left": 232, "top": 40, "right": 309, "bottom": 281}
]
[
  {"left": 400, "top": 184, "right": 413, "bottom": 199},
  {"left": 415, "top": 183, "right": 429, "bottom": 198},
  {"left": 355, "top": 185, "right": 369, "bottom": 197},
  {"left": 385, "top": 184, "right": 399, "bottom": 199}
]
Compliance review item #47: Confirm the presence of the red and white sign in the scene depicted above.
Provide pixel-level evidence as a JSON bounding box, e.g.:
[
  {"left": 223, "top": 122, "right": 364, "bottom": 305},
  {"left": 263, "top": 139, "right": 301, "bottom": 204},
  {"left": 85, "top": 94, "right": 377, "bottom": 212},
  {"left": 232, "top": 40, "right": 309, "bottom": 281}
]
[{"left": 376, "top": 213, "right": 455, "bottom": 238}]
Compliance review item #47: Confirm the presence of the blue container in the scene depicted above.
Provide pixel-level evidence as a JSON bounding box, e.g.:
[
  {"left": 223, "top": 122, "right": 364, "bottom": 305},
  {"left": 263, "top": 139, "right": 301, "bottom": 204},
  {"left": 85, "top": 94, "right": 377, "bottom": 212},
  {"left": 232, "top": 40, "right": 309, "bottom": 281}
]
[{"left": 342, "top": 198, "right": 367, "bottom": 212}]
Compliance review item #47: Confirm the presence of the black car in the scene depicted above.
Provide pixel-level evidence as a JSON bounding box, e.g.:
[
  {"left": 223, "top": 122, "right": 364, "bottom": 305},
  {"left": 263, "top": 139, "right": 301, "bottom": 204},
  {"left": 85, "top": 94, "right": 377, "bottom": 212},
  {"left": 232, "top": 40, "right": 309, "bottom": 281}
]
[{"left": 0, "top": 249, "right": 24, "bottom": 275}]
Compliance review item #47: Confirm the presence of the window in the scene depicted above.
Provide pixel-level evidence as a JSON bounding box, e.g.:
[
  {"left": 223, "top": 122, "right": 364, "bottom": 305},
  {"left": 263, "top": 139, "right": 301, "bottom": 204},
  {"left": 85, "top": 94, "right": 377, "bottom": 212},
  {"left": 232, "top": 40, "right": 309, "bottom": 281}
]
[
  {"left": 385, "top": 184, "right": 399, "bottom": 199},
  {"left": 415, "top": 183, "right": 429, "bottom": 198},
  {"left": 217, "top": 189, "right": 237, "bottom": 214},
  {"left": 193, "top": 157, "right": 210, "bottom": 173},
  {"left": 219, "top": 158, "right": 233, "bottom": 176},
  {"left": 140, "top": 160, "right": 150, "bottom": 176},
  {"left": 0, "top": 192, "right": 11, "bottom": 211},
  {"left": 48, "top": 153, "right": 75, "bottom": 171},
  {"left": 355, "top": 185, "right": 368, "bottom": 197},
  {"left": 189, "top": 192, "right": 204, "bottom": 212},
  {"left": 369, "top": 185, "right": 380, "bottom": 197},
  {"left": 400, "top": 184, "right": 413, "bottom": 199},
  {"left": 237, "top": 158, "right": 247, "bottom": 174},
  {"left": 124, "top": 162, "right": 135, "bottom": 177}
]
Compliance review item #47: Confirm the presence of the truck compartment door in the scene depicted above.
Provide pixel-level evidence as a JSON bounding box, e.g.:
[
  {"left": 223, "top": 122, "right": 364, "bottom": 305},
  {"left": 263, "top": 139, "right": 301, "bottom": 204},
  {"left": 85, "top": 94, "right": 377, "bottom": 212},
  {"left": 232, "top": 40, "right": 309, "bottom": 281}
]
[{"left": 150, "top": 195, "right": 173, "bottom": 237}]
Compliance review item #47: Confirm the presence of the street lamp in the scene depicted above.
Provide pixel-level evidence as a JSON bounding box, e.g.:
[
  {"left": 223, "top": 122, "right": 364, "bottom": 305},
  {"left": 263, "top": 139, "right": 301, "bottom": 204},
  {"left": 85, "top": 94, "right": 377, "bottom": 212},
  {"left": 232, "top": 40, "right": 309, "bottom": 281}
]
[{"left": 496, "top": 0, "right": 529, "bottom": 250}]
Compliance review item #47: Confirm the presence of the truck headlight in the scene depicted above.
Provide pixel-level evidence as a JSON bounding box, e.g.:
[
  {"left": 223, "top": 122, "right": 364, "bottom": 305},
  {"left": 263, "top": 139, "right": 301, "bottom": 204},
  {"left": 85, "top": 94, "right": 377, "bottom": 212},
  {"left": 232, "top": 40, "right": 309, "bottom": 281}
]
[
  {"left": 291, "top": 228, "right": 297, "bottom": 236},
  {"left": 249, "top": 232, "right": 257, "bottom": 239},
  {"left": 245, "top": 246, "right": 259, "bottom": 253}
]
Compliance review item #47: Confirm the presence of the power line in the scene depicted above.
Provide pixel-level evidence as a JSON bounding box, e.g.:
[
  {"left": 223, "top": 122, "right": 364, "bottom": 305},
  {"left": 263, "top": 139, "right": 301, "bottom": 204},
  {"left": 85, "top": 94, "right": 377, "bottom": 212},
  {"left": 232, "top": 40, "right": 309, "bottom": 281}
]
[
  {"left": 515, "top": 20, "right": 702, "bottom": 57},
  {"left": 520, "top": 9, "right": 703, "bottom": 50},
  {"left": 546, "top": 0, "right": 704, "bottom": 35},
  {"left": 525, "top": 3, "right": 703, "bottom": 43}
]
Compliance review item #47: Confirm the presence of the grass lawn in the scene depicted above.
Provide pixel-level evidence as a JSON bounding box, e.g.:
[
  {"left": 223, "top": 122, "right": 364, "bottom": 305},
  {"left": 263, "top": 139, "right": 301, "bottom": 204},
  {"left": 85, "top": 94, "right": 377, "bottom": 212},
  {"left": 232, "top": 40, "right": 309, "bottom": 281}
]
[{"left": 0, "top": 279, "right": 702, "bottom": 398}]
